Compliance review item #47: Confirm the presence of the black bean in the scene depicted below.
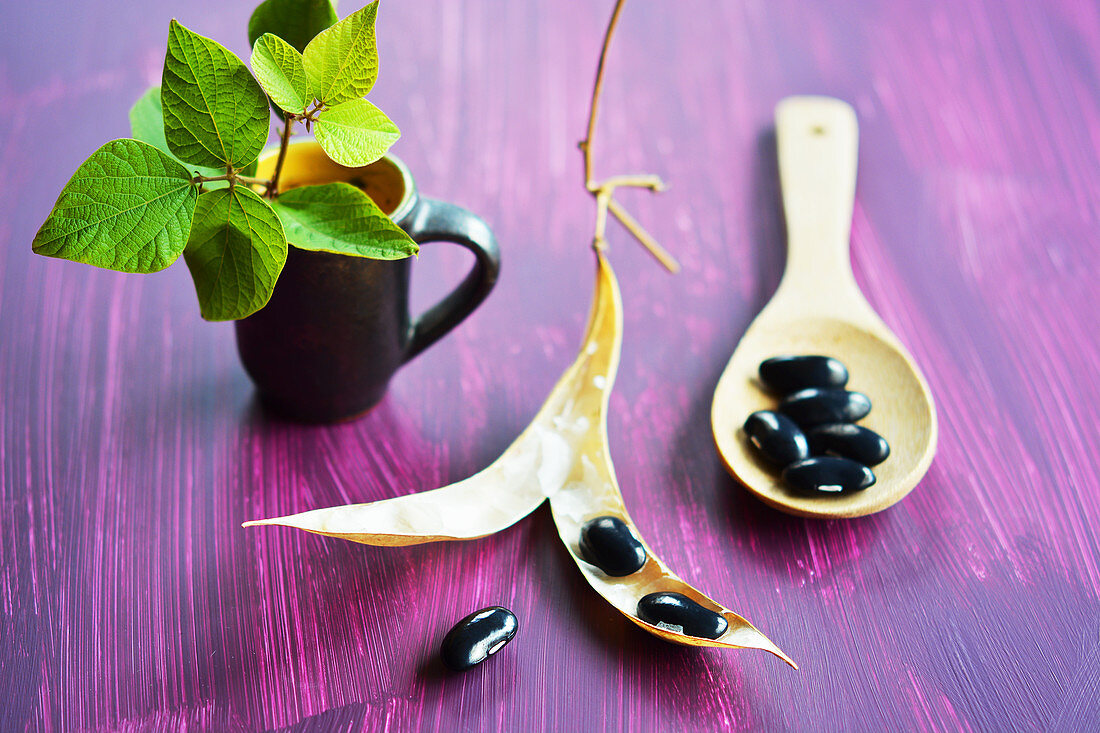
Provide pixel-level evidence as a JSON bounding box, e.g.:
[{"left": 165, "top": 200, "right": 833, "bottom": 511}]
[
  {"left": 636, "top": 592, "right": 728, "bottom": 639},
  {"left": 779, "top": 388, "right": 871, "bottom": 427},
  {"left": 439, "top": 606, "right": 518, "bottom": 672},
  {"left": 579, "top": 516, "right": 647, "bottom": 576},
  {"left": 743, "top": 410, "right": 810, "bottom": 466},
  {"left": 807, "top": 423, "right": 890, "bottom": 466},
  {"left": 781, "top": 456, "right": 876, "bottom": 496},
  {"left": 759, "top": 355, "right": 848, "bottom": 395}
]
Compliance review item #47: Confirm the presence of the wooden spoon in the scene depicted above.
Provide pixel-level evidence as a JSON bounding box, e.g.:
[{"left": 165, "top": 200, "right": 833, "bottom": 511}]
[{"left": 711, "top": 96, "right": 937, "bottom": 518}]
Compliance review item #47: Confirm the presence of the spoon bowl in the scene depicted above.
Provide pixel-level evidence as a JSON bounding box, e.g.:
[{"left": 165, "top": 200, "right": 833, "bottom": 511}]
[{"left": 712, "top": 97, "right": 937, "bottom": 518}]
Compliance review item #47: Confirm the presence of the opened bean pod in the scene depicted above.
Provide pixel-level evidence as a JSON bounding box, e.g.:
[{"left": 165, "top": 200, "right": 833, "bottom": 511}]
[
  {"left": 242, "top": 449, "right": 548, "bottom": 545},
  {"left": 244, "top": 252, "right": 794, "bottom": 668},
  {"left": 544, "top": 254, "right": 793, "bottom": 663},
  {"left": 242, "top": 329, "right": 589, "bottom": 542}
]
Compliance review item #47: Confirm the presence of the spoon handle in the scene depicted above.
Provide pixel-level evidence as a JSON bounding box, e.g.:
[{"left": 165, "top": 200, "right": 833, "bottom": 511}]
[{"left": 775, "top": 96, "right": 861, "bottom": 309}]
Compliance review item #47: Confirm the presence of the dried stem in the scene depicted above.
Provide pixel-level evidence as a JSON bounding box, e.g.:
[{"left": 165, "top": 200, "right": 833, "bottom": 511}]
[
  {"left": 580, "top": 0, "right": 627, "bottom": 189},
  {"left": 579, "top": 0, "right": 679, "bottom": 273},
  {"left": 608, "top": 197, "right": 680, "bottom": 273}
]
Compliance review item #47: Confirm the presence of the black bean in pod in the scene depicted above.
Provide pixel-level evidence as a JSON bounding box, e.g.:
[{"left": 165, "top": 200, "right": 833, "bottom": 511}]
[
  {"left": 779, "top": 388, "right": 871, "bottom": 427},
  {"left": 636, "top": 592, "right": 728, "bottom": 640},
  {"left": 781, "top": 456, "right": 876, "bottom": 496},
  {"left": 439, "top": 606, "right": 518, "bottom": 672},
  {"left": 807, "top": 423, "right": 890, "bottom": 466},
  {"left": 743, "top": 410, "right": 810, "bottom": 466},
  {"left": 759, "top": 355, "right": 848, "bottom": 395},
  {"left": 579, "top": 516, "right": 647, "bottom": 576}
]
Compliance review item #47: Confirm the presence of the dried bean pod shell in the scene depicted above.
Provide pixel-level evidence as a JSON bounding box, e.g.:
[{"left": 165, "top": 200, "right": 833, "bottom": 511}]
[
  {"left": 245, "top": 252, "right": 794, "bottom": 668},
  {"left": 545, "top": 253, "right": 794, "bottom": 665}
]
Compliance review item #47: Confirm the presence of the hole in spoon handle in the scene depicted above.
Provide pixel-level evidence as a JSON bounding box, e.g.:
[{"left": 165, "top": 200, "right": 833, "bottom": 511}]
[{"left": 775, "top": 96, "right": 860, "bottom": 301}]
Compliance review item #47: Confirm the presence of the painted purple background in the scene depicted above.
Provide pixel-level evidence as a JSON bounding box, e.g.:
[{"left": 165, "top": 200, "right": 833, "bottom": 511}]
[{"left": 2, "top": 0, "right": 1098, "bottom": 730}]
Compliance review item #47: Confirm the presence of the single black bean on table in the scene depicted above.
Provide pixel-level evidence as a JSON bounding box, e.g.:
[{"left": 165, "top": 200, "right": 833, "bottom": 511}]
[
  {"left": 807, "top": 423, "right": 890, "bottom": 466},
  {"left": 759, "top": 355, "right": 849, "bottom": 395},
  {"left": 636, "top": 592, "right": 729, "bottom": 640},
  {"left": 782, "top": 456, "right": 876, "bottom": 495},
  {"left": 743, "top": 411, "right": 810, "bottom": 466},
  {"left": 579, "top": 516, "right": 647, "bottom": 576},
  {"left": 440, "top": 606, "right": 518, "bottom": 672},
  {"left": 779, "top": 388, "right": 872, "bottom": 427}
]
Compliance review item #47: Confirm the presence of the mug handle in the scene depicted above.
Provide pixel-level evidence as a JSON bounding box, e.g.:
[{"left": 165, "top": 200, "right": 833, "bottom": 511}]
[{"left": 402, "top": 197, "right": 501, "bottom": 362}]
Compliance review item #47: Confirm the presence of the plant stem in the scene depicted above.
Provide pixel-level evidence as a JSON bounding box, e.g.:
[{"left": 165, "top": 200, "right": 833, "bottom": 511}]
[
  {"left": 608, "top": 197, "right": 680, "bottom": 273},
  {"left": 581, "top": 0, "right": 627, "bottom": 189},
  {"left": 579, "top": 0, "right": 680, "bottom": 272},
  {"left": 267, "top": 116, "right": 296, "bottom": 198},
  {"left": 194, "top": 174, "right": 273, "bottom": 187},
  {"left": 193, "top": 115, "right": 297, "bottom": 197},
  {"left": 593, "top": 189, "right": 612, "bottom": 251},
  {"left": 595, "top": 174, "right": 665, "bottom": 193}
]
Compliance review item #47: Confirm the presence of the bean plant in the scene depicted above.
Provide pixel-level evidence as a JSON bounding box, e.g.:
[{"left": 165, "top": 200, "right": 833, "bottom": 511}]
[{"left": 32, "top": 0, "right": 418, "bottom": 321}]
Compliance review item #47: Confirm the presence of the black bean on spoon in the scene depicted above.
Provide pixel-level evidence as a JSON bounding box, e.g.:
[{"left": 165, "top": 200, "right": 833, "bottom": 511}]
[
  {"left": 779, "top": 388, "right": 871, "bottom": 427},
  {"left": 781, "top": 456, "right": 876, "bottom": 496},
  {"left": 807, "top": 423, "right": 890, "bottom": 466},
  {"left": 636, "top": 592, "right": 728, "bottom": 640},
  {"left": 739, "top": 354, "right": 887, "bottom": 501},
  {"left": 759, "top": 355, "right": 848, "bottom": 395},
  {"left": 579, "top": 516, "right": 647, "bottom": 577},
  {"left": 439, "top": 606, "right": 518, "bottom": 672},
  {"left": 743, "top": 411, "right": 810, "bottom": 466}
]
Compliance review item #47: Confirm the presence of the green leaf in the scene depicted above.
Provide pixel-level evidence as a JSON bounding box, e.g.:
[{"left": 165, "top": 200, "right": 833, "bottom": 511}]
[
  {"left": 251, "top": 33, "right": 313, "bottom": 114},
  {"left": 313, "top": 99, "right": 399, "bottom": 167},
  {"left": 303, "top": 0, "right": 379, "bottom": 105},
  {"left": 241, "top": 158, "right": 260, "bottom": 179},
  {"left": 130, "top": 86, "right": 258, "bottom": 189},
  {"left": 248, "top": 0, "right": 338, "bottom": 53},
  {"left": 162, "top": 19, "right": 271, "bottom": 169},
  {"left": 129, "top": 87, "right": 176, "bottom": 159},
  {"left": 271, "top": 182, "right": 417, "bottom": 259},
  {"left": 183, "top": 186, "right": 288, "bottom": 320},
  {"left": 32, "top": 139, "right": 198, "bottom": 273},
  {"left": 129, "top": 86, "right": 227, "bottom": 181}
]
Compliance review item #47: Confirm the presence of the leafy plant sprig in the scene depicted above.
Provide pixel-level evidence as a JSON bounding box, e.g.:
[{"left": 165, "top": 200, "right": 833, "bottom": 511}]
[{"left": 32, "top": 0, "right": 417, "bottom": 321}]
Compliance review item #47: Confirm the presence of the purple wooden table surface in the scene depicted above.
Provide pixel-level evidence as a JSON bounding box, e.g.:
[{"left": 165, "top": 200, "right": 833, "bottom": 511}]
[{"left": 2, "top": 0, "right": 1099, "bottom": 730}]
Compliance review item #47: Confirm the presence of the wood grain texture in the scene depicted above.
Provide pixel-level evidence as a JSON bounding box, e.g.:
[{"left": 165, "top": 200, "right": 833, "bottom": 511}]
[{"left": 2, "top": 0, "right": 1098, "bottom": 730}]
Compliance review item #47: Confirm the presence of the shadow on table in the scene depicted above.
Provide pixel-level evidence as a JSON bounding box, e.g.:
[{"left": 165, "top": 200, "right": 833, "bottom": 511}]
[
  {"left": 663, "top": 126, "right": 891, "bottom": 575},
  {"left": 403, "top": 506, "right": 783, "bottom": 729},
  {"left": 749, "top": 127, "right": 786, "bottom": 316},
  {"left": 221, "top": 127, "right": 806, "bottom": 727},
  {"left": 411, "top": 129, "right": 798, "bottom": 727},
  {"left": 512, "top": 509, "right": 784, "bottom": 730},
  {"left": 666, "top": 358, "right": 891, "bottom": 579}
]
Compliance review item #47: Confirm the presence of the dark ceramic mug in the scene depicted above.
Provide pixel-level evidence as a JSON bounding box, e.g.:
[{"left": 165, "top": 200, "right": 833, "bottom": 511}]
[{"left": 236, "top": 142, "right": 500, "bottom": 422}]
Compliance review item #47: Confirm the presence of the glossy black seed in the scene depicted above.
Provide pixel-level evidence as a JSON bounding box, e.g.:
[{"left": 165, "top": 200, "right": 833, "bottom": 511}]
[
  {"left": 579, "top": 516, "right": 647, "bottom": 576},
  {"left": 636, "top": 592, "right": 728, "bottom": 640},
  {"left": 440, "top": 606, "right": 518, "bottom": 672},
  {"left": 759, "top": 355, "right": 849, "bottom": 395},
  {"left": 779, "top": 388, "right": 871, "bottom": 427},
  {"left": 807, "top": 423, "right": 890, "bottom": 466},
  {"left": 743, "top": 411, "right": 810, "bottom": 466},
  {"left": 781, "top": 456, "right": 876, "bottom": 496}
]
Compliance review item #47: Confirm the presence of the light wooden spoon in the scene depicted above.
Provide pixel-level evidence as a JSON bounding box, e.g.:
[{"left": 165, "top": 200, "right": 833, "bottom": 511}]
[{"left": 711, "top": 96, "right": 937, "bottom": 518}]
